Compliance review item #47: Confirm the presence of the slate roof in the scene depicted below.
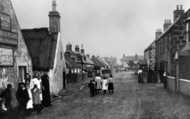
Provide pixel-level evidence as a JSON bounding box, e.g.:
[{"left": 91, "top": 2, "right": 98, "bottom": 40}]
[
  {"left": 91, "top": 56, "right": 106, "bottom": 68},
  {"left": 22, "top": 28, "right": 57, "bottom": 71}
]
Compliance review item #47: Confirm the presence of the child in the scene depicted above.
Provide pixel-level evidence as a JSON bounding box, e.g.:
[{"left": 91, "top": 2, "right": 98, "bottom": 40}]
[
  {"left": 32, "top": 85, "right": 42, "bottom": 113},
  {"left": 108, "top": 75, "right": 114, "bottom": 94}
]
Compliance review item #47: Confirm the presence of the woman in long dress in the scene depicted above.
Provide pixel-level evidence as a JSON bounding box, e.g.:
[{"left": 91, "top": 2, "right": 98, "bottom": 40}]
[
  {"left": 26, "top": 83, "right": 33, "bottom": 114},
  {"left": 102, "top": 77, "right": 108, "bottom": 95}
]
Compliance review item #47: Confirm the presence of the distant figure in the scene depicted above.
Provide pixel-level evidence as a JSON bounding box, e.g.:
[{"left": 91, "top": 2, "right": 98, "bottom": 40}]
[
  {"left": 102, "top": 77, "right": 108, "bottom": 95},
  {"left": 138, "top": 68, "right": 143, "bottom": 83},
  {"left": 88, "top": 79, "right": 96, "bottom": 97},
  {"left": 41, "top": 74, "right": 51, "bottom": 107},
  {"left": 163, "top": 72, "right": 168, "bottom": 89},
  {"left": 0, "top": 84, "right": 13, "bottom": 111},
  {"left": 95, "top": 74, "right": 102, "bottom": 95},
  {"left": 108, "top": 75, "right": 114, "bottom": 94}
]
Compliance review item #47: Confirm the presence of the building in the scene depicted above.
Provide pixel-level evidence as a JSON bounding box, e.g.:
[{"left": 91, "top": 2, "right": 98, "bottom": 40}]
[
  {"left": 22, "top": 0, "right": 66, "bottom": 95},
  {"left": 120, "top": 54, "right": 144, "bottom": 69},
  {"left": 64, "top": 44, "right": 83, "bottom": 82},
  {"left": 103, "top": 56, "right": 118, "bottom": 69},
  {"left": 0, "top": 0, "right": 32, "bottom": 107},
  {"left": 144, "top": 29, "right": 162, "bottom": 71},
  {"left": 0, "top": 0, "right": 32, "bottom": 89},
  {"left": 155, "top": 5, "right": 187, "bottom": 76}
]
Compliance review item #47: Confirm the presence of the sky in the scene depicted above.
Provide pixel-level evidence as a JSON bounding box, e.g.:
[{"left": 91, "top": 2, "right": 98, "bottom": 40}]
[{"left": 11, "top": 0, "right": 189, "bottom": 59}]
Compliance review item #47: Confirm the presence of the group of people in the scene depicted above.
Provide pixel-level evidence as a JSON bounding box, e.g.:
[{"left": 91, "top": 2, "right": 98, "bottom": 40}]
[
  {"left": 88, "top": 74, "right": 114, "bottom": 97},
  {"left": 137, "top": 68, "right": 168, "bottom": 88},
  {"left": 0, "top": 73, "right": 51, "bottom": 117}
]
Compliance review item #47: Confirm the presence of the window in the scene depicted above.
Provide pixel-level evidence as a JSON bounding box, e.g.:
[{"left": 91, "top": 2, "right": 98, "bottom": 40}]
[{"left": 0, "top": 13, "right": 11, "bottom": 31}]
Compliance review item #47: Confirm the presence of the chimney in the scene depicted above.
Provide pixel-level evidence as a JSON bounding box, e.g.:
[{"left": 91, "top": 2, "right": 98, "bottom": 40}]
[
  {"left": 163, "top": 19, "right": 172, "bottom": 31},
  {"left": 75, "top": 45, "right": 80, "bottom": 53},
  {"left": 86, "top": 54, "right": 90, "bottom": 58},
  {"left": 66, "top": 43, "right": 72, "bottom": 51},
  {"left": 155, "top": 29, "right": 162, "bottom": 40},
  {"left": 49, "top": 0, "right": 60, "bottom": 34},
  {"left": 173, "top": 4, "right": 184, "bottom": 22},
  {"left": 80, "top": 44, "right": 85, "bottom": 54}
]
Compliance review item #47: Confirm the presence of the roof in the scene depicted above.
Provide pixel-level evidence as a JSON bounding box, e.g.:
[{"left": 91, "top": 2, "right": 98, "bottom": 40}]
[
  {"left": 22, "top": 28, "right": 57, "bottom": 71},
  {"left": 155, "top": 9, "right": 190, "bottom": 42},
  {"left": 84, "top": 56, "right": 94, "bottom": 65},
  {"left": 91, "top": 56, "right": 106, "bottom": 68}
]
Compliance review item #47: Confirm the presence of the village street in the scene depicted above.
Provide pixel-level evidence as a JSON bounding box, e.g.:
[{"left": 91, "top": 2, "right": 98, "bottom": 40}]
[{"left": 26, "top": 72, "right": 190, "bottom": 119}]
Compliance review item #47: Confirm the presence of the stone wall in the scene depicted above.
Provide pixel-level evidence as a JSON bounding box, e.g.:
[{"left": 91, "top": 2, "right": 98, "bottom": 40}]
[
  {"left": 179, "top": 79, "right": 190, "bottom": 96},
  {"left": 0, "top": 0, "right": 32, "bottom": 107},
  {"left": 166, "top": 76, "right": 176, "bottom": 92}
]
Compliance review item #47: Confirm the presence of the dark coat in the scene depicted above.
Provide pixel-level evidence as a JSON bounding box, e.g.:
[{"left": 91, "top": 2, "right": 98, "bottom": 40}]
[
  {"left": 41, "top": 74, "right": 51, "bottom": 106},
  {"left": 16, "top": 88, "right": 29, "bottom": 108}
]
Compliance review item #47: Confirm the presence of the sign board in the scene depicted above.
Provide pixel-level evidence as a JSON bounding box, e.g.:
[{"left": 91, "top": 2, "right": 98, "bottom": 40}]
[{"left": 0, "top": 48, "right": 13, "bottom": 66}]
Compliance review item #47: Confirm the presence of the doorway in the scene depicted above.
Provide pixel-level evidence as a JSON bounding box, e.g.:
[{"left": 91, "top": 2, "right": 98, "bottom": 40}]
[
  {"left": 18, "top": 66, "right": 27, "bottom": 82},
  {"left": 63, "top": 72, "right": 66, "bottom": 89}
]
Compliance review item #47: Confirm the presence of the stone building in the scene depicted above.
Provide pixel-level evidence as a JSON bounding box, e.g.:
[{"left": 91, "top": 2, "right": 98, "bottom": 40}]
[
  {"left": 144, "top": 29, "right": 162, "bottom": 71},
  {"left": 155, "top": 5, "right": 187, "bottom": 76},
  {"left": 0, "top": 0, "right": 32, "bottom": 90},
  {"left": 22, "top": 0, "right": 66, "bottom": 95}
]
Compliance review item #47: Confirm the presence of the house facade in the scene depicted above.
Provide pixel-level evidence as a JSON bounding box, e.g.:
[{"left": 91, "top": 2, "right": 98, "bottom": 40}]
[
  {"left": 0, "top": 0, "right": 32, "bottom": 90},
  {"left": 155, "top": 5, "right": 187, "bottom": 76},
  {"left": 22, "top": 0, "right": 66, "bottom": 95}
]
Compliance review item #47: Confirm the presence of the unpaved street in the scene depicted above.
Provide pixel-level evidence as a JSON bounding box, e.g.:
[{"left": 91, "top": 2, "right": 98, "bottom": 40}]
[{"left": 27, "top": 72, "right": 190, "bottom": 119}]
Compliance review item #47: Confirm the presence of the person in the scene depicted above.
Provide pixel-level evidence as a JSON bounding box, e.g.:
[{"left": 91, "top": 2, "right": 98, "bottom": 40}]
[
  {"left": 25, "top": 73, "right": 31, "bottom": 84},
  {"left": 32, "top": 85, "right": 42, "bottom": 113},
  {"left": 95, "top": 74, "right": 102, "bottom": 95},
  {"left": 41, "top": 74, "right": 51, "bottom": 107},
  {"left": 26, "top": 83, "right": 33, "bottom": 115},
  {"left": 138, "top": 68, "right": 143, "bottom": 83},
  {"left": 108, "top": 75, "right": 114, "bottom": 94},
  {"left": 0, "top": 84, "right": 13, "bottom": 111},
  {"left": 30, "top": 73, "right": 43, "bottom": 103},
  {"left": 102, "top": 77, "right": 108, "bottom": 95},
  {"left": 163, "top": 72, "right": 168, "bottom": 89},
  {"left": 16, "top": 83, "right": 29, "bottom": 117},
  {"left": 88, "top": 79, "right": 96, "bottom": 97}
]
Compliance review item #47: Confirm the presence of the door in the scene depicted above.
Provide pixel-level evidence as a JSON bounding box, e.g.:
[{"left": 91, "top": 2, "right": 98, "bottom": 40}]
[
  {"left": 18, "top": 66, "right": 27, "bottom": 82},
  {"left": 63, "top": 72, "right": 66, "bottom": 89}
]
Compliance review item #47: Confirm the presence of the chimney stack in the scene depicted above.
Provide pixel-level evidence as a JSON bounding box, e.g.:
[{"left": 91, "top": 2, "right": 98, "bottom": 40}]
[
  {"left": 155, "top": 29, "right": 162, "bottom": 40},
  {"left": 66, "top": 43, "right": 72, "bottom": 51},
  {"left": 80, "top": 44, "right": 85, "bottom": 54},
  {"left": 75, "top": 45, "right": 80, "bottom": 53},
  {"left": 163, "top": 19, "right": 172, "bottom": 31},
  {"left": 173, "top": 4, "right": 184, "bottom": 22}
]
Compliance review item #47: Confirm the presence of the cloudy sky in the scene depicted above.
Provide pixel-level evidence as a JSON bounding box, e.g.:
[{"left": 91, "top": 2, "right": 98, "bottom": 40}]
[{"left": 11, "top": 0, "right": 189, "bottom": 59}]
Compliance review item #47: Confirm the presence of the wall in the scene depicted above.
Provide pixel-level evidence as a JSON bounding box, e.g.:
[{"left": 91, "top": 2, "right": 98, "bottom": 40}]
[
  {"left": 49, "top": 33, "right": 66, "bottom": 95},
  {"left": 166, "top": 76, "right": 176, "bottom": 92},
  {"left": 179, "top": 79, "right": 190, "bottom": 96},
  {"left": 0, "top": 0, "right": 32, "bottom": 107}
]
